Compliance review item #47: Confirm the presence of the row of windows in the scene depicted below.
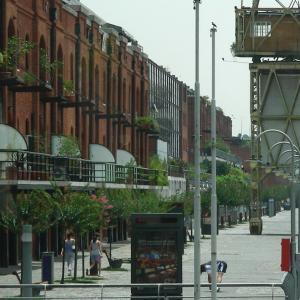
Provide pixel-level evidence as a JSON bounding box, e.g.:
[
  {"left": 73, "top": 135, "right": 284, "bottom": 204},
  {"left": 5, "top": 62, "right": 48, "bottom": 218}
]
[
  {"left": 252, "top": 22, "right": 272, "bottom": 37},
  {"left": 149, "top": 61, "right": 182, "bottom": 158}
]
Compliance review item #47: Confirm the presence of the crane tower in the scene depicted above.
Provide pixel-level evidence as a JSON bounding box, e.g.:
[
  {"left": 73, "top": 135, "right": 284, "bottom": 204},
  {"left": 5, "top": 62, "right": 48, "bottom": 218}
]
[{"left": 235, "top": 0, "right": 300, "bottom": 234}]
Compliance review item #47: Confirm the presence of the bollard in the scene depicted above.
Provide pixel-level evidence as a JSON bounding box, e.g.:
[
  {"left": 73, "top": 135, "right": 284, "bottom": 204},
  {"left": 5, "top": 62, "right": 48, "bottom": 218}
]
[
  {"left": 228, "top": 215, "right": 232, "bottom": 227},
  {"left": 220, "top": 216, "right": 224, "bottom": 228},
  {"left": 21, "top": 224, "right": 32, "bottom": 299},
  {"left": 239, "top": 212, "right": 243, "bottom": 223}
]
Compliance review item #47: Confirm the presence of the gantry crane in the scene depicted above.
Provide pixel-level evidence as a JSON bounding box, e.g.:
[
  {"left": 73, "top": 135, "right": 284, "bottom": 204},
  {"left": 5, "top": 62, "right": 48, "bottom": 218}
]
[{"left": 235, "top": 0, "right": 300, "bottom": 234}]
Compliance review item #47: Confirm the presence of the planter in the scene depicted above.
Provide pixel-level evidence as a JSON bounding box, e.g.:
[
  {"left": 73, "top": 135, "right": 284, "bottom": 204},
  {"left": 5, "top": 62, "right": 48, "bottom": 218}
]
[
  {"left": 65, "top": 95, "right": 75, "bottom": 102},
  {"left": 109, "top": 258, "right": 123, "bottom": 269},
  {"left": 6, "top": 166, "right": 18, "bottom": 180}
]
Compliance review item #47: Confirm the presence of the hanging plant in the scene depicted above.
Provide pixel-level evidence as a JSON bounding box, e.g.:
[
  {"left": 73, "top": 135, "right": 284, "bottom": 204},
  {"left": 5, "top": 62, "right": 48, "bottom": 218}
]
[
  {"left": 135, "top": 116, "right": 160, "bottom": 133},
  {"left": 0, "top": 36, "right": 35, "bottom": 73},
  {"left": 63, "top": 79, "right": 75, "bottom": 97},
  {"left": 57, "top": 135, "right": 81, "bottom": 158},
  {"left": 39, "top": 48, "right": 63, "bottom": 83},
  {"left": 22, "top": 71, "right": 37, "bottom": 85}
]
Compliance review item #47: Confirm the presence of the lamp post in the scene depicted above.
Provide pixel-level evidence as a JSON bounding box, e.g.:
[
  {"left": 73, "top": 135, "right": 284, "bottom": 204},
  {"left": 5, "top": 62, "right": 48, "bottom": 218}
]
[
  {"left": 193, "top": 1, "right": 201, "bottom": 299},
  {"left": 210, "top": 22, "right": 218, "bottom": 300},
  {"left": 255, "top": 129, "right": 297, "bottom": 299}
]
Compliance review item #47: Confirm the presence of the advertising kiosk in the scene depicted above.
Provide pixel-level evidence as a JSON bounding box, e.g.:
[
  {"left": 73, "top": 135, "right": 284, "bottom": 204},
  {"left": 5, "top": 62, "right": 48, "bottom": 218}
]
[{"left": 131, "top": 213, "right": 184, "bottom": 299}]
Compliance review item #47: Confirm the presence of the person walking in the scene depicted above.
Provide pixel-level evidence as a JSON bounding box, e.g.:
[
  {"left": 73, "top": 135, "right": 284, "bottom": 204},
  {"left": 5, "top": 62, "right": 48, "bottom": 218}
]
[
  {"left": 89, "top": 236, "right": 103, "bottom": 277},
  {"left": 61, "top": 233, "right": 75, "bottom": 276},
  {"left": 201, "top": 260, "right": 227, "bottom": 292}
]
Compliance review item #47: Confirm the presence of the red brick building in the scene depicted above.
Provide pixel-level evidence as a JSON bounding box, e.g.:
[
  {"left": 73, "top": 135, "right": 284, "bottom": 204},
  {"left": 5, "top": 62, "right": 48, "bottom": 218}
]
[
  {"left": 0, "top": 0, "right": 233, "bottom": 267},
  {"left": 187, "top": 90, "right": 233, "bottom": 163},
  {"left": 0, "top": 0, "right": 150, "bottom": 165},
  {"left": 148, "top": 60, "right": 189, "bottom": 162}
]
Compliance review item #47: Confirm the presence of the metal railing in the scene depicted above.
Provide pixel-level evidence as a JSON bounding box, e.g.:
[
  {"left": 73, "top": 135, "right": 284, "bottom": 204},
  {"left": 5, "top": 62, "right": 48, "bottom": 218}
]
[
  {"left": 0, "top": 149, "right": 166, "bottom": 186},
  {"left": 202, "top": 149, "right": 241, "bottom": 166},
  {"left": 168, "top": 165, "right": 185, "bottom": 178},
  {"left": 0, "top": 283, "right": 286, "bottom": 299}
]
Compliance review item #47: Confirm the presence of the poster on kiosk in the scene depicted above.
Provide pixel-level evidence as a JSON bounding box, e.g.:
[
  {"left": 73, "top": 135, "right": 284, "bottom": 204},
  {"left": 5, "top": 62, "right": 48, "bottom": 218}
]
[{"left": 131, "top": 213, "right": 184, "bottom": 299}]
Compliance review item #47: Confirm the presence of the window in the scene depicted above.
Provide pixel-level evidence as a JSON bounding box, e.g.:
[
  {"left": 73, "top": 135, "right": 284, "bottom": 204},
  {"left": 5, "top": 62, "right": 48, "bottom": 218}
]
[{"left": 252, "top": 22, "right": 271, "bottom": 37}]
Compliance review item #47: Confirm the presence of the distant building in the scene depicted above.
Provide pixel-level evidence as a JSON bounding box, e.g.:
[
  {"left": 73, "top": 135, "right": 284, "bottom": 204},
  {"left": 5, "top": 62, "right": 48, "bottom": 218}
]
[
  {"left": 187, "top": 90, "right": 233, "bottom": 164},
  {"left": 148, "top": 60, "right": 188, "bottom": 161}
]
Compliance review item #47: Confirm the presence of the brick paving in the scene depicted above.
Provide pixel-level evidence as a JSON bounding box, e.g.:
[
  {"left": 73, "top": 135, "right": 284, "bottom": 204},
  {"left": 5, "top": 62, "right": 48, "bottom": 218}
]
[{"left": 0, "top": 209, "right": 294, "bottom": 299}]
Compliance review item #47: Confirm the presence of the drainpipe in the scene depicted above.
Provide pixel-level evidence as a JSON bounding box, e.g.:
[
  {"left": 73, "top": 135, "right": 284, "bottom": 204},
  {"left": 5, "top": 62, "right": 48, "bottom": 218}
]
[
  {"left": 75, "top": 17, "right": 81, "bottom": 144},
  {"left": 106, "top": 44, "right": 112, "bottom": 149},
  {"left": 131, "top": 57, "right": 136, "bottom": 159},
  {"left": 88, "top": 25, "right": 94, "bottom": 144},
  {"left": 0, "top": 0, "right": 4, "bottom": 123}
]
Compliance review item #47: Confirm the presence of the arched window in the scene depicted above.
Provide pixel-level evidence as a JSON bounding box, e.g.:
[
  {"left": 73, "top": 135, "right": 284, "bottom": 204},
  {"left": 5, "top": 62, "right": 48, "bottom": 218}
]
[
  {"left": 39, "top": 36, "right": 46, "bottom": 82},
  {"left": 95, "top": 65, "right": 100, "bottom": 102},
  {"left": 7, "top": 19, "right": 16, "bottom": 69},
  {"left": 112, "top": 75, "right": 117, "bottom": 111},
  {"left": 122, "top": 79, "right": 126, "bottom": 112},
  {"left": 128, "top": 85, "right": 131, "bottom": 112},
  {"left": 8, "top": 18, "right": 15, "bottom": 38},
  {"left": 103, "top": 71, "right": 107, "bottom": 105},
  {"left": 136, "top": 88, "right": 140, "bottom": 115},
  {"left": 25, "top": 34, "right": 30, "bottom": 70},
  {"left": 25, "top": 119, "right": 30, "bottom": 135},
  {"left": 57, "top": 45, "right": 63, "bottom": 95},
  {"left": 81, "top": 57, "right": 87, "bottom": 98},
  {"left": 70, "top": 53, "right": 74, "bottom": 81}
]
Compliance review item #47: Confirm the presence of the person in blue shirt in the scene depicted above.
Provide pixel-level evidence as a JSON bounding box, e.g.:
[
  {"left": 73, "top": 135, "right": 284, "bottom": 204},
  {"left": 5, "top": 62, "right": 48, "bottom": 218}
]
[{"left": 61, "top": 233, "right": 75, "bottom": 276}]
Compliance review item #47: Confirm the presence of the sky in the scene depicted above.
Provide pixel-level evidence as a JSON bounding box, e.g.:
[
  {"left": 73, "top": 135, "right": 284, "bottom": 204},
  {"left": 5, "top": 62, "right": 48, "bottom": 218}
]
[{"left": 79, "top": 0, "right": 286, "bottom": 137}]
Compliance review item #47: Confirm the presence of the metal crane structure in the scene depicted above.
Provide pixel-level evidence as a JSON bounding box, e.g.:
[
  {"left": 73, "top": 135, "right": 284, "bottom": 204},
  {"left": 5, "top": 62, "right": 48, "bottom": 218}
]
[{"left": 235, "top": 0, "right": 300, "bottom": 234}]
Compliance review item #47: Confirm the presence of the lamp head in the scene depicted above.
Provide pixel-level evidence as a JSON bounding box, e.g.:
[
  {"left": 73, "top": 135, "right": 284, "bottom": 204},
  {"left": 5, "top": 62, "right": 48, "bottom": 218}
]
[{"left": 264, "top": 162, "right": 273, "bottom": 174}]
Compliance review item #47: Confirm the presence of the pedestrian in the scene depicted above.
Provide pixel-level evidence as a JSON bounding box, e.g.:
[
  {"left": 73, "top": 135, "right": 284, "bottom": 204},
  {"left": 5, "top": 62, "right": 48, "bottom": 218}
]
[
  {"left": 89, "top": 236, "right": 103, "bottom": 277},
  {"left": 200, "top": 260, "right": 227, "bottom": 292},
  {"left": 61, "top": 232, "right": 75, "bottom": 276}
]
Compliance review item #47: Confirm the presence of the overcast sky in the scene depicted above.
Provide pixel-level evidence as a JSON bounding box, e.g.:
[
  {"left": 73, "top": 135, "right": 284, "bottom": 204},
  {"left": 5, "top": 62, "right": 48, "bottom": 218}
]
[{"left": 80, "top": 0, "right": 287, "bottom": 136}]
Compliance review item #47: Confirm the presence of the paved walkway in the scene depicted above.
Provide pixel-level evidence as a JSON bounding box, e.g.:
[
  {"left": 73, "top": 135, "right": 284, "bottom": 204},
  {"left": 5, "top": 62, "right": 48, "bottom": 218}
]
[{"left": 0, "top": 209, "right": 295, "bottom": 299}]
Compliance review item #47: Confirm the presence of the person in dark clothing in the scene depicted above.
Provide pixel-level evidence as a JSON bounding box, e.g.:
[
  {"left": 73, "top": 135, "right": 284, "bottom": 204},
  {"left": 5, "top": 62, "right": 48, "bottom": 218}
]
[{"left": 201, "top": 260, "right": 227, "bottom": 292}]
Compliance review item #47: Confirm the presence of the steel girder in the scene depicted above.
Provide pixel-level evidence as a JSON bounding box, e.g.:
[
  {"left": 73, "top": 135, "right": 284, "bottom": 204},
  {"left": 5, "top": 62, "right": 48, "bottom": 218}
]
[{"left": 250, "top": 62, "right": 300, "bottom": 234}]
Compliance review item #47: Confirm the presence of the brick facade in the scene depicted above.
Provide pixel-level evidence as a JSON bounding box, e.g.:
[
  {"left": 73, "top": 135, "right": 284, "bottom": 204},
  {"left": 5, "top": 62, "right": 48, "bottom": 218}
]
[
  {"left": 0, "top": 0, "right": 150, "bottom": 166},
  {"left": 187, "top": 91, "right": 233, "bottom": 163}
]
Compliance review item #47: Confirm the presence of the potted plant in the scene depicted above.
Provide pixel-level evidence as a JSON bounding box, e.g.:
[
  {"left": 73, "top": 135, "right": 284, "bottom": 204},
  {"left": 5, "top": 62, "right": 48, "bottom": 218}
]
[
  {"left": 135, "top": 116, "right": 160, "bottom": 133},
  {"left": 1, "top": 36, "right": 34, "bottom": 73},
  {"left": 22, "top": 71, "right": 37, "bottom": 85},
  {"left": 63, "top": 79, "right": 75, "bottom": 100},
  {"left": 39, "top": 48, "right": 62, "bottom": 87}
]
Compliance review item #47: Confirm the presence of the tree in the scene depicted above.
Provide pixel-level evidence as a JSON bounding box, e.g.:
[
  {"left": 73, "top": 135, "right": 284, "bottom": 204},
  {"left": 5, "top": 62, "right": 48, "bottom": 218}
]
[
  {"left": 105, "top": 189, "right": 168, "bottom": 221},
  {"left": 57, "top": 135, "right": 81, "bottom": 158},
  {"left": 52, "top": 187, "right": 109, "bottom": 282},
  {"left": 149, "top": 155, "right": 168, "bottom": 186},
  {"left": 262, "top": 185, "right": 289, "bottom": 203},
  {"left": 217, "top": 168, "right": 250, "bottom": 207},
  {"left": 0, "top": 190, "right": 58, "bottom": 233}
]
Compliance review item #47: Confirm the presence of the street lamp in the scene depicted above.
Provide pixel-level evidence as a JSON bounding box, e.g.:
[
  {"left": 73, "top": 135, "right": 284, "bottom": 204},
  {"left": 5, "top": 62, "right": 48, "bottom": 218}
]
[
  {"left": 264, "top": 162, "right": 273, "bottom": 174},
  {"left": 210, "top": 22, "right": 218, "bottom": 300},
  {"left": 255, "top": 129, "right": 297, "bottom": 299},
  {"left": 193, "top": 1, "right": 202, "bottom": 299}
]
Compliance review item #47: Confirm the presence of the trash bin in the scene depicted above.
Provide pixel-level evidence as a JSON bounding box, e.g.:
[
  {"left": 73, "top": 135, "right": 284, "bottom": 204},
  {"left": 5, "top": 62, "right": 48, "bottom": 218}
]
[
  {"left": 201, "top": 217, "right": 211, "bottom": 235},
  {"left": 42, "top": 252, "right": 54, "bottom": 285},
  {"left": 268, "top": 198, "right": 275, "bottom": 217}
]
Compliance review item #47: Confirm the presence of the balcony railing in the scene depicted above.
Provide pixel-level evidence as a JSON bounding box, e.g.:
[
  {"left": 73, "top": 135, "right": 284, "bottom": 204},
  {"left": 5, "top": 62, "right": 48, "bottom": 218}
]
[
  {"left": 0, "top": 149, "right": 166, "bottom": 186},
  {"left": 203, "top": 149, "right": 241, "bottom": 166},
  {"left": 168, "top": 165, "right": 185, "bottom": 177}
]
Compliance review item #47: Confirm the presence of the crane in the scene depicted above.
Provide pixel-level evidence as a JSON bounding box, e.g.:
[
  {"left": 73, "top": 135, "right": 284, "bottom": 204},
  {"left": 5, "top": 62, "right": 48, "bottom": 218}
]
[
  {"left": 251, "top": 0, "right": 300, "bottom": 8},
  {"left": 252, "top": 0, "right": 259, "bottom": 8}
]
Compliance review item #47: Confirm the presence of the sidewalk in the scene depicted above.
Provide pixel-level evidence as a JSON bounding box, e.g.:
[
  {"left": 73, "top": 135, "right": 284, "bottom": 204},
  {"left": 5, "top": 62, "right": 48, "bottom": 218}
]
[{"left": 0, "top": 209, "right": 293, "bottom": 299}]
